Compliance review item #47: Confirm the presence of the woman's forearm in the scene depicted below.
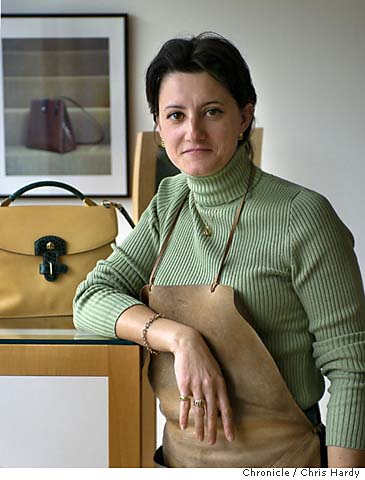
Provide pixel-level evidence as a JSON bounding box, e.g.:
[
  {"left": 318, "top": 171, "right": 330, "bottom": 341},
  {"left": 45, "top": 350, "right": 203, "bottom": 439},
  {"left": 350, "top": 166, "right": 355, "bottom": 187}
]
[
  {"left": 328, "top": 446, "right": 365, "bottom": 467},
  {"left": 116, "top": 304, "right": 198, "bottom": 354}
]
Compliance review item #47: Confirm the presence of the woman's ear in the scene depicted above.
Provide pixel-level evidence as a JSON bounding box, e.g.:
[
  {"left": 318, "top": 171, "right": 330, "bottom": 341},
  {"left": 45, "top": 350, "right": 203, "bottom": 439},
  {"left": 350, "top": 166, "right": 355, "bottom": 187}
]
[
  {"left": 240, "top": 103, "right": 255, "bottom": 131},
  {"left": 155, "top": 118, "right": 163, "bottom": 145},
  {"left": 155, "top": 116, "right": 161, "bottom": 135}
]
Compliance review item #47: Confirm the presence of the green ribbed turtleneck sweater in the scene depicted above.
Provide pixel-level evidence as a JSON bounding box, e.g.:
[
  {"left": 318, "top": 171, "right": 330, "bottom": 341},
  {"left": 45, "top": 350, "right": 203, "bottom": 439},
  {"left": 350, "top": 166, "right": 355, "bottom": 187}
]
[{"left": 73, "top": 146, "right": 365, "bottom": 449}]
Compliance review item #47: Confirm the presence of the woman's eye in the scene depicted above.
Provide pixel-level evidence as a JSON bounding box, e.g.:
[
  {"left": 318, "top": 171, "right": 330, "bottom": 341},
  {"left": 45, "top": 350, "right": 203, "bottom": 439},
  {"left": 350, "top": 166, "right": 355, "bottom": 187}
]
[
  {"left": 167, "top": 111, "right": 184, "bottom": 120},
  {"left": 205, "top": 108, "right": 223, "bottom": 117}
]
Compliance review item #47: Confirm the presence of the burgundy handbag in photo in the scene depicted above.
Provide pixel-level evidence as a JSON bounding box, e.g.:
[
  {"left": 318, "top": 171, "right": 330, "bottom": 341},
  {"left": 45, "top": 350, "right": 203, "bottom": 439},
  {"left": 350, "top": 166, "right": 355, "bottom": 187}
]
[{"left": 26, "top": 98, "right": 77, "bottom": 153}]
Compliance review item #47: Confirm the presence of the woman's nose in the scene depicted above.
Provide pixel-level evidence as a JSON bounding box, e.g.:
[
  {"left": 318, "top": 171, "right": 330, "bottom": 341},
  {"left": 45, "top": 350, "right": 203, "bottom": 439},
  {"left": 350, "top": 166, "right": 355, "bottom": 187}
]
[{"left": 185, "top": 116, "right": 205, "bottom": 142}]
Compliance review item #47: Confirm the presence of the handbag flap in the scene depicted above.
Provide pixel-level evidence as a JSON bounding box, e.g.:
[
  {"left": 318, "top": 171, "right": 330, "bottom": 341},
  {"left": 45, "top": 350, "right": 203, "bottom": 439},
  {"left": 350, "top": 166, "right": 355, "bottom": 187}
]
[{"left": 0, "top": 205, "right": 117, "bottom": 255}]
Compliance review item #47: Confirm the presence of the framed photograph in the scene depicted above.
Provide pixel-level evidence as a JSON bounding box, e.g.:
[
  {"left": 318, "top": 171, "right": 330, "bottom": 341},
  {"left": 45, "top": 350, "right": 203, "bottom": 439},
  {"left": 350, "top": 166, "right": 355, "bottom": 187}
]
[{"left": 0, "top": 14, "right": 128, "bottom": 197}]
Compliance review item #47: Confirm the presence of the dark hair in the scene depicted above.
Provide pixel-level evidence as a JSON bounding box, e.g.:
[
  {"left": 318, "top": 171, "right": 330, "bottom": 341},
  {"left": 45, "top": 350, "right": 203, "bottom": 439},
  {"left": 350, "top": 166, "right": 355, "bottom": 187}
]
[{"left": 145, "top": 32, "right": 257, "bottom": 154}]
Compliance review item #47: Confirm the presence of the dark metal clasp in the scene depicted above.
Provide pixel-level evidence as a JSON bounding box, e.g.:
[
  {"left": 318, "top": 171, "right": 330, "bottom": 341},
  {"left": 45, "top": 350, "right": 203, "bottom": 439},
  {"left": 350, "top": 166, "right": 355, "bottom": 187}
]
[{"left": 34, "top": 235, "right": 68, "bottom": 282}]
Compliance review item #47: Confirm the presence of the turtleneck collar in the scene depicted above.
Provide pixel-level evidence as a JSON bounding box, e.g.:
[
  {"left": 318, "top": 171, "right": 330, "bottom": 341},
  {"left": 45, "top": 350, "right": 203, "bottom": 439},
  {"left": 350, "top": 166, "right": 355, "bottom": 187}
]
[{"left": 184, "top": 145, "right": 253, "bottom": 207}]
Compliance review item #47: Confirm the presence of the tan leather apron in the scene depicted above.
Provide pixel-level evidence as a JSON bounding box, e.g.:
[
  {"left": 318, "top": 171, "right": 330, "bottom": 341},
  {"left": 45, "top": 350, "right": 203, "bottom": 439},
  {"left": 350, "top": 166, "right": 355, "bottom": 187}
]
[{"left": 141, "top": 167, "right": 321, "bottom": 467}]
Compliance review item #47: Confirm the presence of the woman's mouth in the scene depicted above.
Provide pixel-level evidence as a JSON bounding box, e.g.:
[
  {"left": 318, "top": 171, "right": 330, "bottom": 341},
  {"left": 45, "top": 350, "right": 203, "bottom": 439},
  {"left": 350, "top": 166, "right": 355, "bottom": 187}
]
[{"left": 182, "top": 147, "right": 212, "bottom": 154}]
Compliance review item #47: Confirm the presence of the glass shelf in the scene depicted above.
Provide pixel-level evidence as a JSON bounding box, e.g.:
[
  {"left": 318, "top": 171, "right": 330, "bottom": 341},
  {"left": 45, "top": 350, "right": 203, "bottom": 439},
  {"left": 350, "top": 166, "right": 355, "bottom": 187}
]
[{"left": 0, "top": 317, "right": 134, "bottom": 345}]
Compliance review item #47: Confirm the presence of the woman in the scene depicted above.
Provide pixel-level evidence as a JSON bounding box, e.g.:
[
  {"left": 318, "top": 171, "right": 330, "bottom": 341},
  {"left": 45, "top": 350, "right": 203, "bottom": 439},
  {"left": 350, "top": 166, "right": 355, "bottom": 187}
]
[{"left": 74, "top": 33, "right": 365, "bottom": 467}]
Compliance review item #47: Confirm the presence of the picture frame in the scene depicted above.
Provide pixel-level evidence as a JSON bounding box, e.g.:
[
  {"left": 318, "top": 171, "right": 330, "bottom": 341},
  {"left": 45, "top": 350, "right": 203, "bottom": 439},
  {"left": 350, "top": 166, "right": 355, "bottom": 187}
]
[{"left": 0, "top": 14, "right": 128, "bottom": 197}]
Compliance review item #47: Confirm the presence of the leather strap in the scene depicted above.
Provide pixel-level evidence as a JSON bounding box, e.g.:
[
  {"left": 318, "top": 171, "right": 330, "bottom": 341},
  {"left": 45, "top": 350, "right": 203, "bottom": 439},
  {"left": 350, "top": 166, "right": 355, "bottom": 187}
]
[
  {"left": 148, "top": 162, "right": 255, "bottom": 291},
  {"left": 102, "top": 200, "right": 135, "bottom": 229},
  {"left": 211, "top": 162, "right": 255, "bottom": 291},
  {"left": 148, "top": 191, "right": 189, "bottom": 289},
  {"left": 59, "top": 96, "right": 104, "bottom": 144},
  {"left": 0, "top": 181, "right": 97, "bottom": 206}
]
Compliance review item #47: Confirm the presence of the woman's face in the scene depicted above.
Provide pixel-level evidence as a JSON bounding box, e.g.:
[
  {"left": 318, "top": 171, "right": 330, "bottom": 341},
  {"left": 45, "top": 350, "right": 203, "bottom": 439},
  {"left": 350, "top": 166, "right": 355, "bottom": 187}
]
[{"left": 156, "top": 71, "right": 253, "bottom": 177}]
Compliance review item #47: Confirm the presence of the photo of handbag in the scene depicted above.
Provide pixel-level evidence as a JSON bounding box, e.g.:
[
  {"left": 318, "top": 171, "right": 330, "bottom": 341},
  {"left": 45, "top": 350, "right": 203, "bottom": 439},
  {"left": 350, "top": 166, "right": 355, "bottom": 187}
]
[
  {"left": 26, "top": 98, "right": 77, "bottom": 153},
  {"left": 0, "top": 181, "right": 134, "bottom": 322},
  {"left": 26, "top": 96, "right": 104, "bottom": 154}
]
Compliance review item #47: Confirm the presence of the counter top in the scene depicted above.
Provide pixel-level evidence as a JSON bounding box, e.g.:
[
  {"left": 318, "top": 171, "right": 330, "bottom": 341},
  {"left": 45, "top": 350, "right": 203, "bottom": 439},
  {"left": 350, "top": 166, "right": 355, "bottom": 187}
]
[{"left": 0, "top": 317, "right": 134, "bottom": 345}]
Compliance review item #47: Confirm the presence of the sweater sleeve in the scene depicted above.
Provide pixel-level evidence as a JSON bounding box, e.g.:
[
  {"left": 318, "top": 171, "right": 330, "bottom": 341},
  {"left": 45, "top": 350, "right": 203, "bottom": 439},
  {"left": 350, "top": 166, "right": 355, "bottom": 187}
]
[
  {"left": 289, "top": 189, "right": 365, "bottom": 449},
  {"left": 73, "top": 193, "right": 161, "bottom": 338}
]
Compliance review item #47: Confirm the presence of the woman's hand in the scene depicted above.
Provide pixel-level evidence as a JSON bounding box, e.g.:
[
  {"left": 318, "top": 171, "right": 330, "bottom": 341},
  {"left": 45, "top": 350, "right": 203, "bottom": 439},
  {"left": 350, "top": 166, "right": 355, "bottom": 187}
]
[
  {"left": 116, "top": 305, "right": 234, "bottom": 445},
  {"left": 172, "top": 328, "right": 235, "bottom": 445}
]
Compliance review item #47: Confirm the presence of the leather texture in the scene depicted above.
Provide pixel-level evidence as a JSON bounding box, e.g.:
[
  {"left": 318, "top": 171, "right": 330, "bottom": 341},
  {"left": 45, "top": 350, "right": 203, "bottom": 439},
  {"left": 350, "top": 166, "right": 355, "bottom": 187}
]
[
  {"left": 142, "top": 283, "right": 321, "bottom": 468},
  {"left": 26, "top": 98, "right": 76, "bottom": 153},
  {"left": 0, "top": 204, "right": 117, "bottom": 319}
]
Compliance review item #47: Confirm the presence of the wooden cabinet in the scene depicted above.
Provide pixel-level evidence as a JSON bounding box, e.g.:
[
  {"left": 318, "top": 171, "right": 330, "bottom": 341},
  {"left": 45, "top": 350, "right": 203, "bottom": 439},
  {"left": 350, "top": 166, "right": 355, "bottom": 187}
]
[{"left": 0, "top": 326, "right": 155, "bottom": 467}]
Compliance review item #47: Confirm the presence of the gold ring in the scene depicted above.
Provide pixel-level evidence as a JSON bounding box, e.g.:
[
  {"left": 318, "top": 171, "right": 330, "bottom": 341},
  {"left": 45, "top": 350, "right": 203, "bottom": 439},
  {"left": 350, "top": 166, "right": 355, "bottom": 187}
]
[
  {"left": 193, "top": 399, "right": 205, "bottom": 408},
  {"left": 179, "top": 395, "right": 191, "bottom": 402}
]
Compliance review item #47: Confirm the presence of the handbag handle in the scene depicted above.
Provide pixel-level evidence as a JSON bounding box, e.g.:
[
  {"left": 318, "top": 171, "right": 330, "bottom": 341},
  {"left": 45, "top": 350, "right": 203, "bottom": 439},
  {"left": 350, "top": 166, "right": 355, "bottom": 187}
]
[
  {"left": 0, "top": 180, "right": 135, "bottom": 229},
  {"left": 1, "top": 181, "right": 97, "bottom": 206},
  {"left": 60, "top": 96, "right": 104, "bottom": 145}
]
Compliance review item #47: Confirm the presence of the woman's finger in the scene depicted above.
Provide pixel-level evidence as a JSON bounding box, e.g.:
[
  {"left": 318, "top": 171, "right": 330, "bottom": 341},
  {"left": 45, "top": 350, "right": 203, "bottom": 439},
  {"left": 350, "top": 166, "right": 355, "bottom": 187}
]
[
  {"left": 192, "top": 394, "right": 206, "bottom": 441},
  {"left": 217, "top": 384, "right": 235, "bottom": 442},
  {"left": 179, "top": 394, "right": 191, "bottom": 430},
  {"left": 204, "top": 390, "right": 218, "bottom": 445}
]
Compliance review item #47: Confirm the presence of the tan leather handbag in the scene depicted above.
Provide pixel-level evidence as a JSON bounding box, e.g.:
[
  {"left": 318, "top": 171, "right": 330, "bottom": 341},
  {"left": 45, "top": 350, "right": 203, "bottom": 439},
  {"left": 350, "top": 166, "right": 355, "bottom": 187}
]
[{"left": 0, "top": 181, "right": 134, "bottom": 322}]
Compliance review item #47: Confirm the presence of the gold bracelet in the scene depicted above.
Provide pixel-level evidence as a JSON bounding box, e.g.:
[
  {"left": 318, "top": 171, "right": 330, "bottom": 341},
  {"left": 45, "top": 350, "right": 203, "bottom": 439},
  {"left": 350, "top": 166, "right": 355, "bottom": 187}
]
[{"left": 142, "top": 313, "right": 165, "bottom": 355}]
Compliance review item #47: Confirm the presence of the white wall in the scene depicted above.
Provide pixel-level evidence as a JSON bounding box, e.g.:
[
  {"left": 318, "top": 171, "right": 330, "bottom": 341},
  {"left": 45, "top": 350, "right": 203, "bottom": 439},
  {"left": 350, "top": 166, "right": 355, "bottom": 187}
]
[
  {"left": 2, "top": 0, "right": 365, "bottom": 279},
  {"left": 2, "top": 0, "right": 364, "bottom": 456}
]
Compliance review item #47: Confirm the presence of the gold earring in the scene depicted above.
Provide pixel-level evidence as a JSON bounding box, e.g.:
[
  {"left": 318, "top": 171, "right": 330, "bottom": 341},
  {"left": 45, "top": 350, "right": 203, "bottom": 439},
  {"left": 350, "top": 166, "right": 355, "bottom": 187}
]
[
  {"left": 238, "top": 132, "right": 244, "bottom": 141},
  {"left": 160, "top": 139, "right": 165, "bottom": 148}
]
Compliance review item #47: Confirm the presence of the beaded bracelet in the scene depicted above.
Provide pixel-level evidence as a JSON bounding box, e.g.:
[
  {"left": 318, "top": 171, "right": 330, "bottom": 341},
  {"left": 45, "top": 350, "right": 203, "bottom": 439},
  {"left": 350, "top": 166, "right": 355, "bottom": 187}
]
[{"left": 142, "top": 312, "right": 165, "bottom": 355}]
